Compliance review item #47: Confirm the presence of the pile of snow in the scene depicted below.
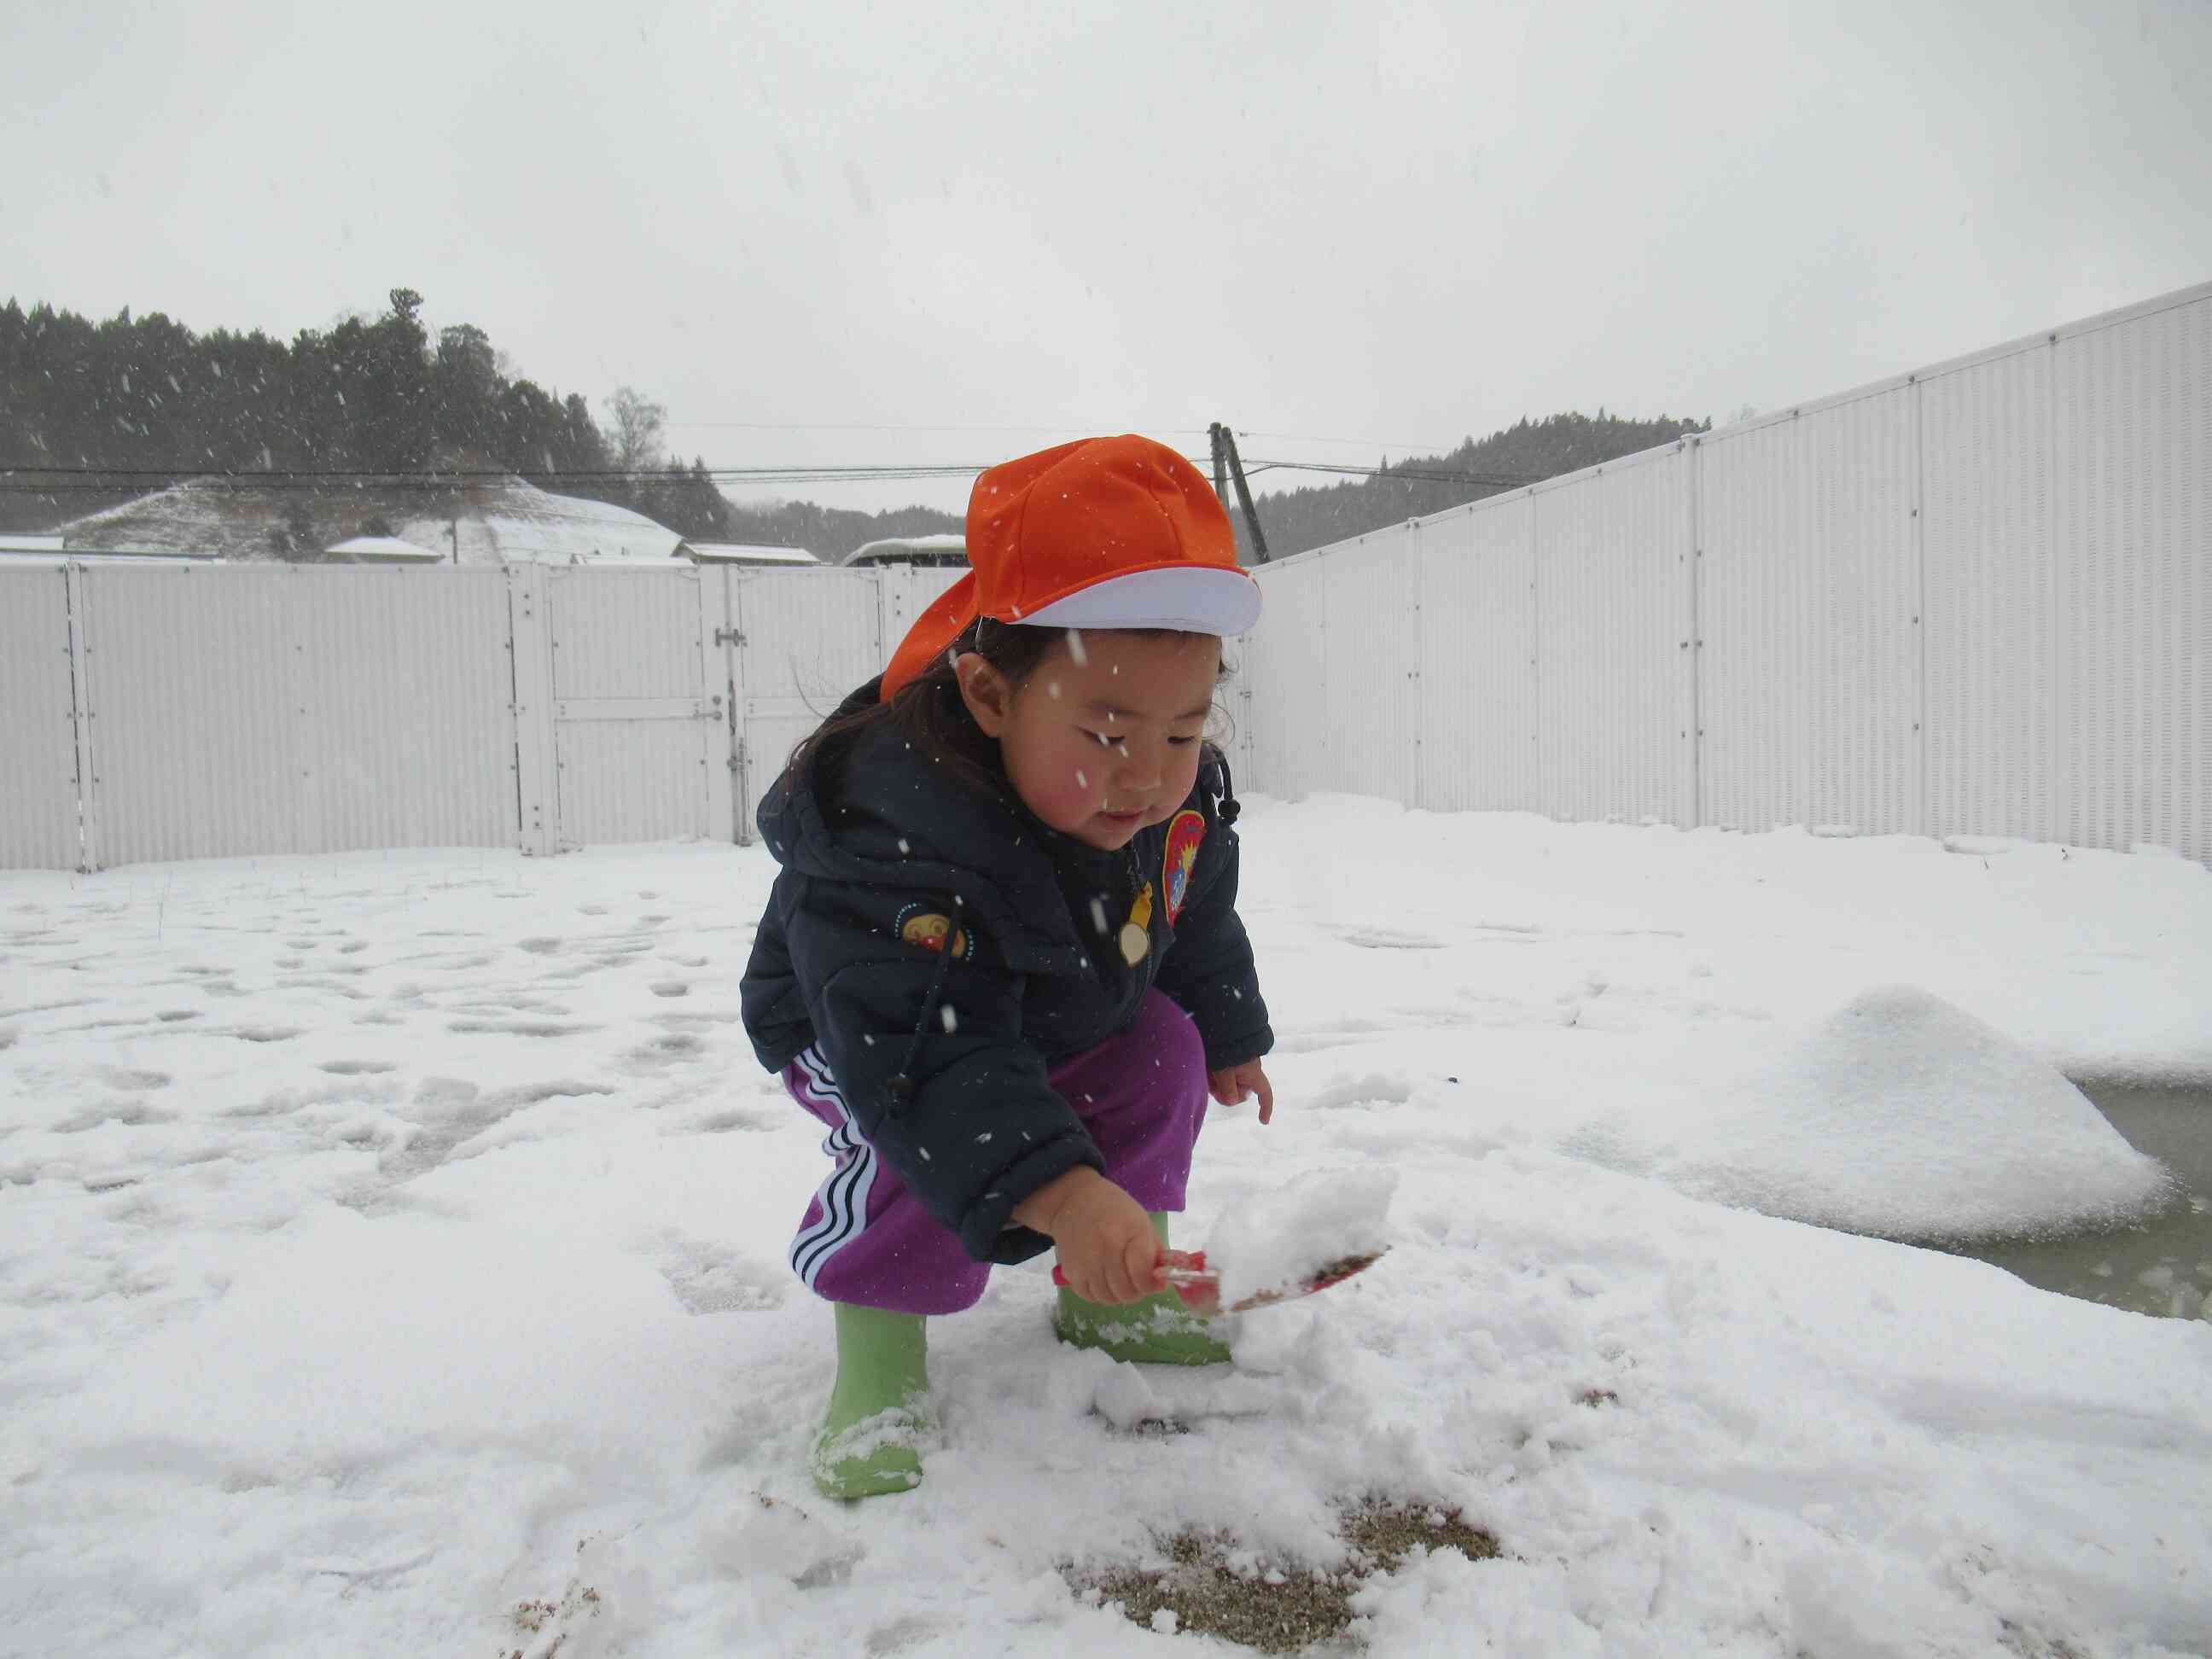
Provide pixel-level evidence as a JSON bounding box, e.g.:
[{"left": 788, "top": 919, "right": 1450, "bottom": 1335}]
[
  {"left": 1205, "top": 1167, "right": 1395, "bottom": 1307},
  {"left": 1658, "top": 985, "right": 2178, "bottom": 1241}
]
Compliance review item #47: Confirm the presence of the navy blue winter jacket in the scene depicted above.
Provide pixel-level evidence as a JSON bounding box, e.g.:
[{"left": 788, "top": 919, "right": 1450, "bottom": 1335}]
[{"left": 740, "top": 679, "right": 1272, "bottom": 1265}]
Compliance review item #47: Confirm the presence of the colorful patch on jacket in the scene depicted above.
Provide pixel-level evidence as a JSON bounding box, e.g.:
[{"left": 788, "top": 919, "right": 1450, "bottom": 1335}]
[
  {"left": 895, "top": 905, "right": 971, "bottom": 959},
  {"left": 1162, "top": 809, "right": 1208, "bottom": 926}
]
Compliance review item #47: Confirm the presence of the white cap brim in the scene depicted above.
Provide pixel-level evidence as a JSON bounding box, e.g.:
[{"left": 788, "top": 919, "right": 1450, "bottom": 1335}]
[{"left": 1017, "top": 565, "right": 1262, "bottom": 637}]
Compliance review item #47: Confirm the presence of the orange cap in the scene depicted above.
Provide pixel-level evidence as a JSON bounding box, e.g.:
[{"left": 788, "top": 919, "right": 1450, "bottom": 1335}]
[{"left": 880, "top": 434, "right": 1262, "bottom": 701}]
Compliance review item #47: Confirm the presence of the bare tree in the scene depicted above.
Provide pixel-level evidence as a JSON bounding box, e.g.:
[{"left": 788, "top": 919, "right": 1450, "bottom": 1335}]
[{"left": 603, "top": 386, "right": 667, "bottom": 475}]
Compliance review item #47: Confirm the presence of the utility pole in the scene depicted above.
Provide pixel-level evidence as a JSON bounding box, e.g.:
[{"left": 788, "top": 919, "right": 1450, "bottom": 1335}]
[{"left": 1208, "top": 422, "right": 1269, "bottom": 565}]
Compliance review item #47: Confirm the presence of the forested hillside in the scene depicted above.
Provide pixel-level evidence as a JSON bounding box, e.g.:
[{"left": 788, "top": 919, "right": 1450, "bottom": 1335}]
[
  {"left": 4, "top": 291, "right": 1694, "bottom": 559},
  {"left": 0, "top": 292, "right": 961, "bottom": 549},
  {"left": 1245, "top": 411, "right": 1709, "bottom": 560}
]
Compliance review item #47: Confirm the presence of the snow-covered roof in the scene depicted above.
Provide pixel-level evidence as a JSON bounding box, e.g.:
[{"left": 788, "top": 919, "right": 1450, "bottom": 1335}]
[
  {"left": 684, "top": 542, "right": 822, "bottom": 567},
  {"left": 394, "top": 483, "right": 685, "bottom": 568},
  {"left": 841, "top": 533, "right": 967, "bottom": 568},
  {"left": 325, "top": 535, "right": 445, "bottom": 564},
  {"left": 57, "top": 476, "right": 688, "bottom": 568}
]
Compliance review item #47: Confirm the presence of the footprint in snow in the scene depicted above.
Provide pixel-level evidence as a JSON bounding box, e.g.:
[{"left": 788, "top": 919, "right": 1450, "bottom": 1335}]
[
  {"left": 1307, "top": 1072, "right": 1417, "bottom": 1110},
  {"left": 654, "top": 1237, "right": 787, "bottom": 1314},
  {"left": 55, "top": 1102, "right": 179, "bottom": 1132},
  {"left": 1332, "top": 923, "right": 1451, "bottom": 950},
  {"left": 445, "top": 1018, "right": 597, "bottom": 1038},
  {"left": 100, "top": 1068, "right": 172, "bottom": 1091},
  {"left": 688, "top": 1108, "right": 771, "bottom": 1134},
  {"left": 625, "top": 1033, "right": 705, "bottom": 1071},
  {"left": 361, "top": 1079, "right": 607, "bottom": 1189}
]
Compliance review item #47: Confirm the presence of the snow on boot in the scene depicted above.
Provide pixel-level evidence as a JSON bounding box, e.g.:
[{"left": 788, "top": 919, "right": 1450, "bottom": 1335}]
[
  {"left": 1052, "top": 1214, "right": 1232, "bottom": 1366},
  {"left": 813, "top": 1302, "right": 930, "bottom": 1499}
]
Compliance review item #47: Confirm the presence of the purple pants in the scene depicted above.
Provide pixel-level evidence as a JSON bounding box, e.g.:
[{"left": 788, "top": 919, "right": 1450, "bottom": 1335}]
[{"left": 783, "top": 989, "right": 1209, "bottom": 1314}]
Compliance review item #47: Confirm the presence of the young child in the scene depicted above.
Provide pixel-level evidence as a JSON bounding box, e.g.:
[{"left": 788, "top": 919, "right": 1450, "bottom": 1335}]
[{"left": 740, "top": 434, "right": 1276, "bottom": 1499}]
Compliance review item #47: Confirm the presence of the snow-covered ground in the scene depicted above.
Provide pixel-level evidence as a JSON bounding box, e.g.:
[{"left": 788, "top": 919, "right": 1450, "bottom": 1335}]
[{"left": 3, "top": 800, "right": 2209, "bottom": 1656}]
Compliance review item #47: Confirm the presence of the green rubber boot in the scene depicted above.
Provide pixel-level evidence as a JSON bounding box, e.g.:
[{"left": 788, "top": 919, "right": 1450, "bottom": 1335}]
[
  {"left": 1053, "top": 1214, "right": 1232, "bottom": 1366},
  {"left": 812, "top": 1303, "right": 930, "bottom": 1499}
]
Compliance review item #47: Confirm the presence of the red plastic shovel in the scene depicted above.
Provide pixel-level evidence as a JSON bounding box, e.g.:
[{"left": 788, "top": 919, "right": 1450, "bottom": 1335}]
[{"left": 1052, "top": 1247, "right": 1387, "bottom": 1316}]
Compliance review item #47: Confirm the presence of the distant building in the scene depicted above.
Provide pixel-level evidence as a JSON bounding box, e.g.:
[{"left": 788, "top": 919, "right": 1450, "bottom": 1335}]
[
  {"left": 841, "top": 533, "right": 966, "bottom": 568},
  {"left": 683, "top": 541, "right": 823, "bottom": 568}
]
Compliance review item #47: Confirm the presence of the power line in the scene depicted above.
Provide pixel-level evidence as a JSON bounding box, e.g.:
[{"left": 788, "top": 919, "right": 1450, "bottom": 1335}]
[
  {"left": 0, "top": 463, "right": 987, "bottom": 480},
  {"left": 1, "top": 455, "right": 1541, "bottom": 493},
  {"left": 660, "top": 420, "right": 1214, "bottom": 436},
  {"left": 1245, "top": 458, "right": 1540, "bottom": 487},
  {"left": 1237, "top": 428, "right": 1464, "bottom": 454}
]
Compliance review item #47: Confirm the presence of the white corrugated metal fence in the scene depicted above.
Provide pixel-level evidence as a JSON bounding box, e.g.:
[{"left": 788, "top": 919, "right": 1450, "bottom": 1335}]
[
  {"left": 1235, "top": 281, "right": 2210, "bottom": 862},
  {"left": 0, "top": 562, "right": 963, "bottom": 871},
  {"left": 3, "top": 284, "right": 2202, "bottom": 870}
]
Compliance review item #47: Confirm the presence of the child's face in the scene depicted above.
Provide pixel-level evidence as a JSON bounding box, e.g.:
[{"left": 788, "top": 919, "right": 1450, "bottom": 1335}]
[{"left": 958, "top": 630, "right": 1220, "bottom": 851}]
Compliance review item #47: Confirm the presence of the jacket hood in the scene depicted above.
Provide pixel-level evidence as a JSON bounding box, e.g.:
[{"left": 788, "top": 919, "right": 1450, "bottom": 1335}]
[{"left": 755, "top": 679, "right": 1103, "bottom": 975}]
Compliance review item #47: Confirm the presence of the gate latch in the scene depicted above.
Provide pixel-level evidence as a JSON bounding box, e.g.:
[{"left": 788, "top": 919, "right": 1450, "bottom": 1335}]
[{"left": 715, "top": 627, "right": 746, "bottom": 647}]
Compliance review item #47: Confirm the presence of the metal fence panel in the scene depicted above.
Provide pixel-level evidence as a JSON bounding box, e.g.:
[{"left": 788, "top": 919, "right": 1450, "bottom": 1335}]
[
  {"left": 1920, "top": 340, "right": 2069, "bottom": 844},
  {"left": 82, "top": 568, "right": 303, "bottom": 863},
  {"left": 548, "top": 567, "right": 706, "bottom": 699},
  {"left": 284, "top": 568, "right": 518, "bottom": 853},
  {"left": 1696, "top": 391, "right": 1920, "bottom": 835},
  {"left": 2052, "top": 293, "right": 2210, "bottom": 859},
  {"left": 1417, "top": 497, "right": 1540, "bottom": 812},
  {"left": 1533, "top": 449, "right": 1695, "bottom": 824},
  {"left": 0, "top": 569, "right": 81, "bottom": 869},
  {"left": 546, "top": 568, "right": 717, "bottom": 847},
  {"left": 1243, "top": 557, "right": 1330, "bottom": 800},
  {"left": 80, "top": 567, "right": 521, "bottom": 864},
  {"left": 878, "top": 564, "right": 968, "bottom": 657},
  {"left": 1322, "top": 527, "right": 1422, "bottom": 803},
  {"left": 731, "top": 568, "right": 885, "bottom": 834}
]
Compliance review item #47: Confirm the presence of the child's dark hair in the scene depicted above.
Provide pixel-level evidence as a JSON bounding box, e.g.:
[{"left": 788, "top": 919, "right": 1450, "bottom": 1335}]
[
  {"left": 785, "top": 616, "right": 1055, "bottom": 802},
  {"left": 784, "top": 620, "right": 1230, "bottom": 802}
]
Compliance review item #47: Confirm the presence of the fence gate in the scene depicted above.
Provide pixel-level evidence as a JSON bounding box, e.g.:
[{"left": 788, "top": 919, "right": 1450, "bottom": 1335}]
[
  {"left": 723, "top": 568, "right": 885, "bottom": 842},
  {"left": 539, "top": 566, "right": 731, "bottom": 850}
]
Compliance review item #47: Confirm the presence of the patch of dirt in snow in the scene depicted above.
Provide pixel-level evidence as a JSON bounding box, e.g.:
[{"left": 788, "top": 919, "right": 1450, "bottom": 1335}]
[
  {"left": 503, "top": 1578, "right": 602, "bottom": 1659},
  {"left": 1068, "top": 1499, "right": 1499, "bottom": 1652}
]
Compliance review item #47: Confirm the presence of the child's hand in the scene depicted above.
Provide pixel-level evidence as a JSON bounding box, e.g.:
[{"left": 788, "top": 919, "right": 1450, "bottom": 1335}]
[
  {"left": 1208, "top": 1060, "right": 1276, "bottom": 1124},
  {"left": 1012, "top": 1167, "right": 1164, "bottom": 1304}
]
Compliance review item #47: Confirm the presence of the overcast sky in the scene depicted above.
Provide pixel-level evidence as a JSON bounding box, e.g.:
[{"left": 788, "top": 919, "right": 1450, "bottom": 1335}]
[{"left": 8, "top": 0, "right": 2209, "bottom": 515}]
